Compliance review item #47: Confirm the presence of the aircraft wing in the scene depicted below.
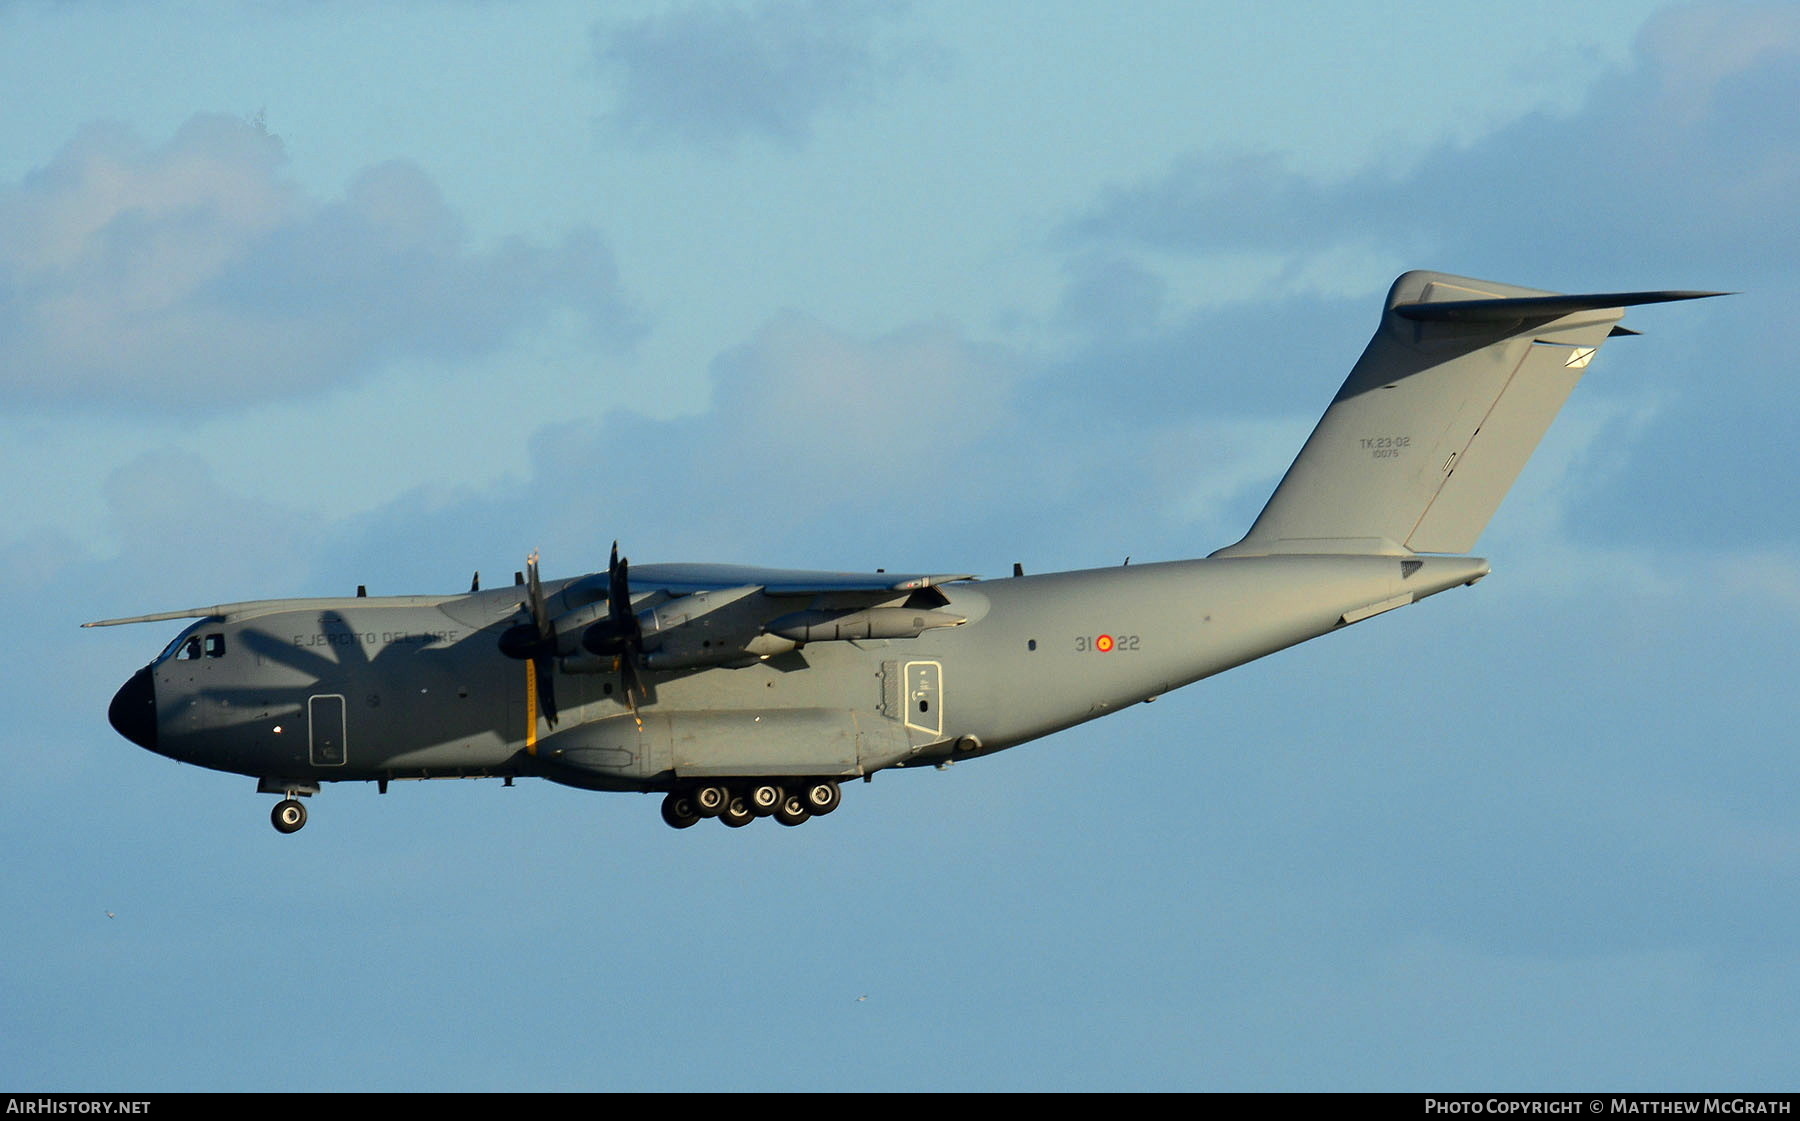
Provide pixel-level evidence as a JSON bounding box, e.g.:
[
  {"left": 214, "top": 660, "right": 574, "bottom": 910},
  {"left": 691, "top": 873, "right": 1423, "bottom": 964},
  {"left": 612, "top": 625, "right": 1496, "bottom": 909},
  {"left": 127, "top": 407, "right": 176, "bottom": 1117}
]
[
  {"left": 82, "top": 595, "right": 451, "bottom": 628},
  {"left": 570, "top": 564, "right": 979, "bottom": 667},
  {"left": 628, "top": 563, "right": 977, "bottom": 597}
]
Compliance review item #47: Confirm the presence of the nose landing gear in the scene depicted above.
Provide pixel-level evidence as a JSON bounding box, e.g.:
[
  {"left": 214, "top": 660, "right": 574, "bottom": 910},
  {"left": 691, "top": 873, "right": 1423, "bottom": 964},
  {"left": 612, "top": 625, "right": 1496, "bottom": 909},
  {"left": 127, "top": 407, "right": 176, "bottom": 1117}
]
[
  {"left": 259, "top": 779, "right": 319, "bottom": 834},
  {"left": 271, "top": 798, "right": 308, "bottom": 834}
]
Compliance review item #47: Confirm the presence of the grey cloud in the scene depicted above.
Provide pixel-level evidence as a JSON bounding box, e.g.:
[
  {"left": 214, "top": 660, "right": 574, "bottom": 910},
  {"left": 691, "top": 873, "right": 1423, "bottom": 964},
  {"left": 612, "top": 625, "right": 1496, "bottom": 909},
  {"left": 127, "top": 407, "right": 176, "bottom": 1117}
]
[
  {"left": 1054, "top": 1, "right": 1797, "bottom": 552},
  {"left": 97, "top": 449, "right": 326, "bottom": 603},
  {"left": 1053, "top": 252, "right": 1169, "bottom": 339},
  {"left": 0, "top": 115, "right": 641, "bottom": 412},
  {"left": 241, "top": 312, "right": 1036, "bottom": 596},
  {"left": 537, "top": 312, "right": 1035, "bottom": 564},
  {"left": 1068, "top": 1, "right": 1800, "bottom": 285},
  {"left": 321, "top": 303, "right": 1297, "bottom": 590},
  {"left": 594, "top": 0, "right": 942, "bottom": 148}
]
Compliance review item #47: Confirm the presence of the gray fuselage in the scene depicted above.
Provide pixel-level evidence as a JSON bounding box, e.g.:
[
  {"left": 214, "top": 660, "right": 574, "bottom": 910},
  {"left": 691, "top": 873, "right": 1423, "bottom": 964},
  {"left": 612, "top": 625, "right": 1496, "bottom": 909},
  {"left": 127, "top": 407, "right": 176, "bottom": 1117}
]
[{"left": 116, "top": 553, "right": 1487, "bottom": 794}]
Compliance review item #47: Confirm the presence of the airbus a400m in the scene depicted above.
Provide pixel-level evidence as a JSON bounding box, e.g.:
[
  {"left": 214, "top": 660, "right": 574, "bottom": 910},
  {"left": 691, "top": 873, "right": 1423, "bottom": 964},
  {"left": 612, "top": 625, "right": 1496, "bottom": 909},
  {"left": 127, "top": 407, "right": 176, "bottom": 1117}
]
[{"left": 89, "top": 272, "right": 1718, "bottom": 833}]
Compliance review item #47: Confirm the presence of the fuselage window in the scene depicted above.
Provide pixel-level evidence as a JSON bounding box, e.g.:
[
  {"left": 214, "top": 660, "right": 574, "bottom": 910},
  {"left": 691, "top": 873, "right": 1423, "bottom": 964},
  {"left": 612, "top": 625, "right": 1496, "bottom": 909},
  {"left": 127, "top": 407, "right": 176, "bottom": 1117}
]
[
  {"left": 178, "top": 636, "right": 203, "bottom": 660},
  {"left": 203, "top": 633, "right": 226, "bottom": 658}
]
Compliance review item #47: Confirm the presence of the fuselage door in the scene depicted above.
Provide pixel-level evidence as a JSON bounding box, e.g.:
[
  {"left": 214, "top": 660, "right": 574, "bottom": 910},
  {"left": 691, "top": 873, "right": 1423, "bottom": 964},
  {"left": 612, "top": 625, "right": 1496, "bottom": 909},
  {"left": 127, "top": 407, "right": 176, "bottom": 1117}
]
[
  {"left": 902, "top": 660, "right": 942, "bottom": 738},
  {"left": 309, "top": 694, "right": 347, "bottom": 767}
]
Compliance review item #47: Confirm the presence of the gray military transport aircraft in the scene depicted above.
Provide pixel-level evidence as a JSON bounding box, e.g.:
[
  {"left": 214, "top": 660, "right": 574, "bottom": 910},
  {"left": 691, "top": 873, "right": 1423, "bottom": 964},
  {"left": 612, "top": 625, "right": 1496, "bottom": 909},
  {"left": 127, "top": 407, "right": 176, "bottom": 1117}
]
[{"left": 89, "top": 271, "right": 1719, "bottom": 833}]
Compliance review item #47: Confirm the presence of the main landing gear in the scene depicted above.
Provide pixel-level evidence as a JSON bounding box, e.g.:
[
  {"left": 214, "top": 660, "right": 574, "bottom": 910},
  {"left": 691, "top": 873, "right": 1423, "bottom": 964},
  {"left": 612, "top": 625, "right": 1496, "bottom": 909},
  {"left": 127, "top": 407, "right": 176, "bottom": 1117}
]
[{"left": 660, "top": 779, "right": 843, "bottom": 830}]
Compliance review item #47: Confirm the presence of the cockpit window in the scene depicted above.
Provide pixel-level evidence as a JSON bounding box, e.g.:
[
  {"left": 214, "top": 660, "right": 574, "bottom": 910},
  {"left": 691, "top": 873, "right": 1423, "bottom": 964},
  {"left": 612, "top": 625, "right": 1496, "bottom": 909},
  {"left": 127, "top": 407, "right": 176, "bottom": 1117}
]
[{"left": 155, "top": 621, "right": 227, "bottom": 665}]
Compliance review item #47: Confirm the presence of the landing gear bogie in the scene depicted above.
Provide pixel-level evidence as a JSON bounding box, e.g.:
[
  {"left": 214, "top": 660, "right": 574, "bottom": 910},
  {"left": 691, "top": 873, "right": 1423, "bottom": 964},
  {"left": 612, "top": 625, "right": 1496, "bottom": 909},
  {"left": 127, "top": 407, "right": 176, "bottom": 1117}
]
[
  {"left": 773, "top": 793, "right": 811, "bottom": 827},
  {"left": 748, "top": 782, "right": 784, "bottom": 817},
  {"left": 660, "top": 792, "right": 700, "bottom": 829},
  {"left": 718, "top": 794, "right": 755, "bottom": 828},
  {"left": 659, "top": 779, "right": 845, "bottom": 829},
  {"left": 692, "top": 784, "right": 730, "bottom": 818},
  {"left": 801, "top": 779, "right": 841, "bottom": 816}
]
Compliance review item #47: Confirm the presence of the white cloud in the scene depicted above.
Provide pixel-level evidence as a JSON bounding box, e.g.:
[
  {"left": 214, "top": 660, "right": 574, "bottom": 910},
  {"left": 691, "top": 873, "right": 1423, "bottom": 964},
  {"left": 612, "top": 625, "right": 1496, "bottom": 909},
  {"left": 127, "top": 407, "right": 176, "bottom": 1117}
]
[{"left": 1715, "top": 549, "right": 1800, "bottom": 615}]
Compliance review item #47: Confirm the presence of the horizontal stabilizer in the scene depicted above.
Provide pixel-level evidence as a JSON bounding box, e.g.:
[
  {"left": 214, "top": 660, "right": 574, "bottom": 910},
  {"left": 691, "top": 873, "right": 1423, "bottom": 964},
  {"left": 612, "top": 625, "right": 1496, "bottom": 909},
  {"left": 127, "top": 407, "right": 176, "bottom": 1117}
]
[{"left": 1395, "top": 289, "right": 1725, "bottom": 323}]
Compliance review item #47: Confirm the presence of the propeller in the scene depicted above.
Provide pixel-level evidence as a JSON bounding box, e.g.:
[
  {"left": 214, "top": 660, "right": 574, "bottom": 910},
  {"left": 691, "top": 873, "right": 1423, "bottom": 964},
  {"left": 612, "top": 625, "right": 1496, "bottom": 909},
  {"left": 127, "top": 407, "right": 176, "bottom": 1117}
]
[
  {"left": 581, "top": 541, "right": 648, "bottom": 717},
  {"left": 497, "top": 550, "right": 559, "bottom": 727}
]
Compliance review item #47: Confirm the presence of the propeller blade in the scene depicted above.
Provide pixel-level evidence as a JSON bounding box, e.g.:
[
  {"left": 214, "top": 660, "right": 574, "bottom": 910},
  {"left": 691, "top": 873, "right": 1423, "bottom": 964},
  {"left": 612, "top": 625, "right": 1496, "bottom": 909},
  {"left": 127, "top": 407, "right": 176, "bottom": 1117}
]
[
  {"left": 529, "top": 552, "right": 558, "bottom": 726},
  {"left": 587, "top": 540, "right": 648, "bottom": 725},
  {"left": 535, "top": 655, "right": 559, "bottom": 728},
  {"left": 497, "top": 550, "right": 559, "bottom": 726},
  {"left": 583, "top": 540, "right": 643, "bottom": 656},
  {"left": 619, "top": 655, "right": 647, "bottom": 709},
  {"left": 527, "top": 551, "right": 551, "bottom": 643},
  {"left": 508, "top": 544, "right": 642, "bottom": 729},
  {"left": 608, "top": 541, "right": 633, "bottom": 625}
]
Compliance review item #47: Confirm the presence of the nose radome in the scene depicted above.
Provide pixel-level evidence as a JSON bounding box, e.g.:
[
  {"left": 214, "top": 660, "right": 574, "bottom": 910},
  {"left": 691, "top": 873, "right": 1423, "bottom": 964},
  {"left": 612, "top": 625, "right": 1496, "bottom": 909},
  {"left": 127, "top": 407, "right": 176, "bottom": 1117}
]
[{"left": 108, "top": 666, "right": 158, "bottom": 752}]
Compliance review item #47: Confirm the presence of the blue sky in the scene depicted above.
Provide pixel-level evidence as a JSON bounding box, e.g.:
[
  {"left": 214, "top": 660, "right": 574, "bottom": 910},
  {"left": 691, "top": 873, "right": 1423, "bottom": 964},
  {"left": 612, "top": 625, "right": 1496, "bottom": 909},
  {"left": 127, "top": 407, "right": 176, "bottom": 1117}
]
[{"left": 3, "top": 0, "right": 1796, "bottom": 1091}]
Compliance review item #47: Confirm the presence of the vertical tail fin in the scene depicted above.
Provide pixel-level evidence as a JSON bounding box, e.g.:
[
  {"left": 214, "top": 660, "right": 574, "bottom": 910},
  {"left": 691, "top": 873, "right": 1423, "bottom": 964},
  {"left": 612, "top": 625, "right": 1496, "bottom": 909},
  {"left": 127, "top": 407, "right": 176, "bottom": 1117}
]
[{"left": 1214, "top": 271, "right": 1721, "bottom": 558}]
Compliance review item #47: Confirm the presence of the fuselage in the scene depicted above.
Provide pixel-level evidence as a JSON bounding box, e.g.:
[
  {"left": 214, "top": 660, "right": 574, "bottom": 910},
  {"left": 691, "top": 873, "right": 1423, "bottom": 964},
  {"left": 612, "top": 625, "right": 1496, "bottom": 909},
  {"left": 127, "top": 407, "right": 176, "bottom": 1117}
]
[{"left": 107, "top": 552, "right": 1489, "bottom": 795}]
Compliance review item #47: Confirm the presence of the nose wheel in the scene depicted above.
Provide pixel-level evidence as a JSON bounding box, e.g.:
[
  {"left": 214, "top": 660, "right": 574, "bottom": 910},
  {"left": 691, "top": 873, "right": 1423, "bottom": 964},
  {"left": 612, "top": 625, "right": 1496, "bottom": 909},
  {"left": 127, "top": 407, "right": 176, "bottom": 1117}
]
[{"left": 271, "top": 798, "right": 308, "bottom": 834}]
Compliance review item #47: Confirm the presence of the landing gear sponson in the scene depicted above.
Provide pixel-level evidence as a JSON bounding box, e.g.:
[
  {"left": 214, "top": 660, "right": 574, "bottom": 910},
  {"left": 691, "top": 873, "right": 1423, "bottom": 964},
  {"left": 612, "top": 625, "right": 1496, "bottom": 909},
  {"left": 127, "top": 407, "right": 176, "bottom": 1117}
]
[{"left": 661, "top": 779, "right": 842, "bottom": 830}]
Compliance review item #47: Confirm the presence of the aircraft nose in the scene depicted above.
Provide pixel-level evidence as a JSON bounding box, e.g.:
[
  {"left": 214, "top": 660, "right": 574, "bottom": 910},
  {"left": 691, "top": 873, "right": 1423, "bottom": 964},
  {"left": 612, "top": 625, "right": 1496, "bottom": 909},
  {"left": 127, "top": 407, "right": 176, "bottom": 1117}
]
[{"left": 108, "top": 666, "right": 158, "bottom": 752}]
